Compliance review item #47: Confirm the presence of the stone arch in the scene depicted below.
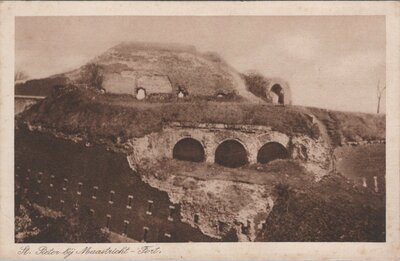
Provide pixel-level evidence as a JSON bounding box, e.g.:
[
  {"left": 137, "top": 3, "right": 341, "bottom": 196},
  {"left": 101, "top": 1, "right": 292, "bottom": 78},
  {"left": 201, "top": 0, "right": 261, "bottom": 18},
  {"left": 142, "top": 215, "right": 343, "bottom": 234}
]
[
  {"left": 215, "top": 139, "right": 248, "bottom": 168},
  {"left": 173, "top": 137, "right": 205, "bottom": 162},
  {"left": 257, "top": 142, "right": 289, "bottom": 164},
  {"left": 270, "top": 84, "right": 285, "bottom": 105},
  {"left": 177, "top": 86, "right": 188, "bottom": 98},
  {"left": 266, "top": 78, "right": 292, "bottom": 105}
]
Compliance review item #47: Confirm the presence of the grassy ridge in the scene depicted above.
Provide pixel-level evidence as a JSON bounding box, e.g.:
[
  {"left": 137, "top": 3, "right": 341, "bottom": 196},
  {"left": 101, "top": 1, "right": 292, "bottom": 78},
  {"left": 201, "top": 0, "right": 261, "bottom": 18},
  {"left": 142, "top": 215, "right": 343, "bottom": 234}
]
[
  {"left": 309, "top": 107, "right": 385, "bottom": 145},
  {"left": 18, "top": 87, "right": 320, "bottom": 141},
  {"left": 18, "top": 87, "right": 385, "bottom": 146},
  {"left": 15, "top": 76, "right": 69, "bottom": 96}
]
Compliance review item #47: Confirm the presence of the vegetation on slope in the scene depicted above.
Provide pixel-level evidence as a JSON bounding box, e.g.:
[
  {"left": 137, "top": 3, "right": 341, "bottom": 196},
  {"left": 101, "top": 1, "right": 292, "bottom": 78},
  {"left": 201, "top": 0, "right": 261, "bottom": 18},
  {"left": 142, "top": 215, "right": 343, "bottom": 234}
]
[
  {"left": 241, "top": 72, "right": 275, "bottom": 102},
  {"left": 18, "top": 85, "right": 385, "bottom": 148},
  {"left": 15, "top": 76, "right": 69, "bottom": 96},
  {"left": 18, "top": 86, "right": 320, "bottom": 141},
  {"left": 335, "top": 144, "right": 385, "bottom": 190},
  {"left": 257, "top": 173, "right": 385, "bottom": 242},
  {"left": 308, "top": 107, "right": 385, "bottom": 145}
]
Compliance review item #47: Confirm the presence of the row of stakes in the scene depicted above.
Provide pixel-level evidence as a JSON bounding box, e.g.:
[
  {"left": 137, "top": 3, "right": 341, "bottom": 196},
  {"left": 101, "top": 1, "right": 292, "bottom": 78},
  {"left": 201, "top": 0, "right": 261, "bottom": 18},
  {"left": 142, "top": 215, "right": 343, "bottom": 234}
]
[
  {"left": 16, "top": 168, "right": 206, "bottom": 241},
  {"left": 361, "top": 176, "right": 382, "bottom": 193}
]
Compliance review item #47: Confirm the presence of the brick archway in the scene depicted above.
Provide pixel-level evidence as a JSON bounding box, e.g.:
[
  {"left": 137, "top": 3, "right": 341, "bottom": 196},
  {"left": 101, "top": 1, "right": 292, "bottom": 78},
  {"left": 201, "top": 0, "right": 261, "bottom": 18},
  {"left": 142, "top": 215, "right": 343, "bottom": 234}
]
[
  {"left": 173, "top": 137, "right": 205, "bottom": 162},
  {"left": 257, "top": 142, "right": 288, "bottom": 164},
  {"left": 215, "top": 139, "right": 248, "bottom": 168}
]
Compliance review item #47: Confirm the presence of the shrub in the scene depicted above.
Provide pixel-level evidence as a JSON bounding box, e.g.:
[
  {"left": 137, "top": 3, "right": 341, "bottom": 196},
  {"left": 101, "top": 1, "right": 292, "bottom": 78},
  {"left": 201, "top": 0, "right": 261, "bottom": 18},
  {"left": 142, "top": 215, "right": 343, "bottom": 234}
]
[{"left": 241, "top": 72, "right": 271, "bottom": 102}]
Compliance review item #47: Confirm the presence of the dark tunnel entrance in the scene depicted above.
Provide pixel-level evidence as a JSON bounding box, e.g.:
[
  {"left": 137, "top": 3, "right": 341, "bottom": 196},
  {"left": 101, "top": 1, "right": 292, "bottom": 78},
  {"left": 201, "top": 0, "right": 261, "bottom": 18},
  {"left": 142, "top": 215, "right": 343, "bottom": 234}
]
[
  {"left": 257, "top": 142, "right": 289, "bottom": 164},
  {"left": 271, "top": 84, "right": 285, "bottom": 105},
  {"left": 215, "top": 140, "right": 248, "bottom": 168},
  {"left": 173, "top": 138, "right": 205, "bottom": 162}
]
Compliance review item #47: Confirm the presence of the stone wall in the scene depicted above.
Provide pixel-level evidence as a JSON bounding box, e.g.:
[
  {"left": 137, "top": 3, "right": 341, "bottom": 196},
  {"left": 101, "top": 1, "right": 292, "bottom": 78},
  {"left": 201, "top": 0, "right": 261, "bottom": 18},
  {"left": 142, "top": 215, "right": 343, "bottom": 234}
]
[
  {"left": 102, "top": 73, "right": 136, "bottom": 95},
  {"left": 101, "top": 72, "right": 173, "bottom": 96},
  {"left": 137, "top": 75, "right": 173, "bottom": 94},
  {"left": 127, "top": 122, "right": 292, "bottom": 166}
]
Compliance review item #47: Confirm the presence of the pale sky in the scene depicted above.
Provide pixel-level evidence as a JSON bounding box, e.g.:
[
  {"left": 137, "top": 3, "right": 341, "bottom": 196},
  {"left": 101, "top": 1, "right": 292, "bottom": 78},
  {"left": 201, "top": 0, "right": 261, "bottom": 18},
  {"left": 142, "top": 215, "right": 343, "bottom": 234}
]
[{"left": 15, "top": 16, "right": 386, "bottom": 113}]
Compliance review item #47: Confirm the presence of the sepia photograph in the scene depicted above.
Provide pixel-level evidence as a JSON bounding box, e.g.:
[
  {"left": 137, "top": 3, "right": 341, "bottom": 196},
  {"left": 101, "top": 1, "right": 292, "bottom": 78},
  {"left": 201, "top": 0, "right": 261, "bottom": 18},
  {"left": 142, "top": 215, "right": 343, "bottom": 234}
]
[
  {"left": 13, "top": 15, "right": 387, "bottom": 243},
  {"left": 1, "top": 2, "right": 399, "bottom": 260}
]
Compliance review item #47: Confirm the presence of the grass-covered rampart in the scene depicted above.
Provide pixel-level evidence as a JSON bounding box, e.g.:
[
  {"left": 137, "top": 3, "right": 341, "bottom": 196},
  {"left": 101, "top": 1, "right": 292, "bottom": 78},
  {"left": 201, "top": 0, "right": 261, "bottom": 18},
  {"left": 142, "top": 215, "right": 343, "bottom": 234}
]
[
  {"left": 17, "top": 86, "right": 385, "bottom": 147},
  {"left": 308, "top": 107, "right": 385, "bottom": 145},
  {"left": 18, "top": 86, "right": 320, "bottom": 141}
]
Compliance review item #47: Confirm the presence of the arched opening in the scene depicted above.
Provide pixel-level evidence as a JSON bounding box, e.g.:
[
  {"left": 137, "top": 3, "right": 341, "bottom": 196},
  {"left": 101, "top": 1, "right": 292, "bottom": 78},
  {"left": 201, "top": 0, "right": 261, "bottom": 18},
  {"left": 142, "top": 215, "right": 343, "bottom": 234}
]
[
  {"left": 177, "top": 86, "right": 188, "bottom": 98},
  {"left": 215, "top": 140, "right": 248, "bottom": 168},
  {"left": 270, "top": 84, "right": 284, "bottom": 105},
  {"left": 178, "top": 91, "right": 185, "bottom": 98},
  {"left": 173, "top": 138, "right": 205, "bottom": 162},
  {"left": 136, "top": 88, "right": 146, "bottom": 100},
  {"left": 257, "top": 142, "right": 289, "bottom": 164}
]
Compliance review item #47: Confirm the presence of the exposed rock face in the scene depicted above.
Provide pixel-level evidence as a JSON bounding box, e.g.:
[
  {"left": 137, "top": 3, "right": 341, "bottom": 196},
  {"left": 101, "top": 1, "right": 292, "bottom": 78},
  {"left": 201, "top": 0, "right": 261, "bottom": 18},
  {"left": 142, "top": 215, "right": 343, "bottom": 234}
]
[
  {"left": 124, "top": 121, "right": 331, "bottom": 241},
  {"left": 139, "top": 173, "right": 273, "bottom": 241},
  {"left": 137, "top": 75, "right": 173, "bottom": 94},
  {"left": 102, "top": 73, "right": 174, "bottom": 96},
  {"left": 291, "top": 135, "right": 332, "bottom": 179}
]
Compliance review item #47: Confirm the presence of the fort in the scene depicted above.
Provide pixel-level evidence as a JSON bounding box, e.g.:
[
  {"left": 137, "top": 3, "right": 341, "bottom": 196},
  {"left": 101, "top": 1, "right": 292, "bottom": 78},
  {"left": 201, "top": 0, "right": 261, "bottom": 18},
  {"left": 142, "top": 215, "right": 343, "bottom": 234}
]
[{"left": 14, "top": 42, "right": 386, "bottom": 242}]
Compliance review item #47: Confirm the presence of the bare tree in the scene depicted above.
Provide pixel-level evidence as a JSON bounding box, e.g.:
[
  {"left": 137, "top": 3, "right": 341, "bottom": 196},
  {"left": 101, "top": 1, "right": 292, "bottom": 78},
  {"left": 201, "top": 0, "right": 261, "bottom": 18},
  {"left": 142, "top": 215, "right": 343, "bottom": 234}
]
[
  {"left": 14, "top": 70, "right": 29, "bottom": 82},
  {"left": 376, "top": 80, "right": 386, "bottom": 114}
]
